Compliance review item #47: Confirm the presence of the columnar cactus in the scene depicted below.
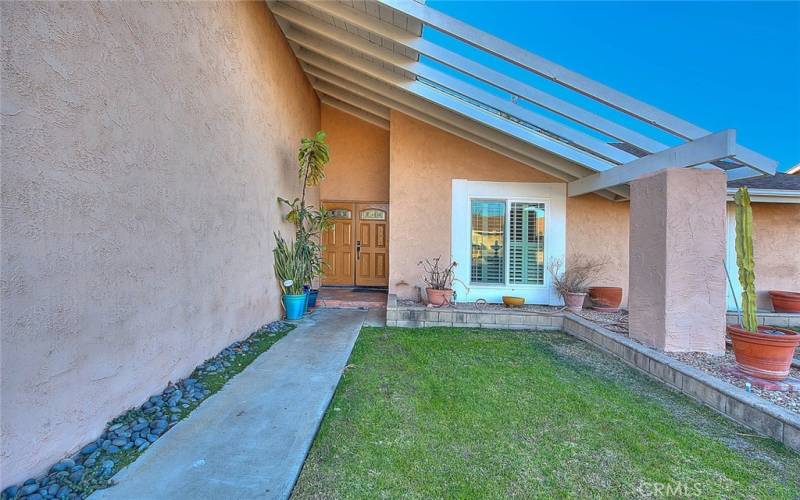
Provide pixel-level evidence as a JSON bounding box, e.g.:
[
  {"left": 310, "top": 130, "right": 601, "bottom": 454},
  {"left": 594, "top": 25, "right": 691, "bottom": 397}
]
[{"left": 734, "top": 186, "right": 758, "bottom": 333}]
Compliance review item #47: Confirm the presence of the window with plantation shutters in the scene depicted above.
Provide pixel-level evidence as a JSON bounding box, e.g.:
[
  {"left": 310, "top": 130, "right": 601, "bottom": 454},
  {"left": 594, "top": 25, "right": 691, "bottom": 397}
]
[
  {"left": 471, "top": 200, "right": 505, "bottom": 284},
  {"left": 508, "top": 202, "right": 545, "bottom": 285},
  {"left": 469, "top": 199, "right": 546, "bottom": 287}
]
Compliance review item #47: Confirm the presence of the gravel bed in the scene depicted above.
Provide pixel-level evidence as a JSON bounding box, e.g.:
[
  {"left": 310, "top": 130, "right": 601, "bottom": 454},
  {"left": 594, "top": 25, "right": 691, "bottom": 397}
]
[
  {"left": 671, "top": 349, "right": 800, "bottom": 414},
  {"left": 574, "top": 313, "right": 800, "bottom": 416}
]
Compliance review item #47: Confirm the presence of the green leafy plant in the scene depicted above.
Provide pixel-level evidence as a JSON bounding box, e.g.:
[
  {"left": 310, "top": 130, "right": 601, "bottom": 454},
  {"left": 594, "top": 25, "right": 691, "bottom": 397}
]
[
  {"left": 273, "top": 232, "right": 307, "bottom": 295},
  {"left": 734, "top": 186, "right": 758, "bottom": 333},
  {"left": 275, "top": 131, "right": 333, "bottom": 291}
]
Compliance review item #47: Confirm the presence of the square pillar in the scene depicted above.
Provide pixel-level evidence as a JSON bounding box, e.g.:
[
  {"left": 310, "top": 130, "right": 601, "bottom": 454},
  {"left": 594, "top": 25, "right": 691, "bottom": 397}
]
[{"left": 628, "top": 168, "right": 727, "bottom": 354}]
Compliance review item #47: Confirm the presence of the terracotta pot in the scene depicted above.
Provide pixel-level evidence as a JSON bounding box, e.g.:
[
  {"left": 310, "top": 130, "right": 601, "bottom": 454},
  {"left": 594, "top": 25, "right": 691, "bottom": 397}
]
[
  {"left": 768, "top": 290, "right": 800, "bottom": 313},
  {"left": 426, "top": 288, "right": 454, "bottom": 306},
  {"left": 502, "top": 296, "right": 525, "bottom": 308},
  {"left": 588, "top": 286, "right": 623, "bottom": 312},
  {"left": 727, "top": 324, "right": 800, "bottom": 381},
  {"left": 563, "top": 292, "right": 587, "bottom": 312}
]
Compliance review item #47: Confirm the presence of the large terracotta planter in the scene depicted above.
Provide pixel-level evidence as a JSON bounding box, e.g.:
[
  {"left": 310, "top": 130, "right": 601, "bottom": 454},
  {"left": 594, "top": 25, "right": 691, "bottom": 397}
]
[
  {"left": 588, "top": 286, "right": 623, "bottom": 312},
  {"left": 426, "top": 288, "right": 454, "bottom": 306},
  {"left": 727, "top": 325, "right": 800, "bottom": 381},
  {"left": 768, "top": 290, "right": 800, "bottom": 313},
  {"left": 563, "top": 292, "right": 587, "bottom": 312}
]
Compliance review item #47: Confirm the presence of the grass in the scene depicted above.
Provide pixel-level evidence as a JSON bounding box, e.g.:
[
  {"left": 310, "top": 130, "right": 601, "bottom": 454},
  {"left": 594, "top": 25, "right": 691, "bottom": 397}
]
[{"left": 293, "top": 327, "right": 800, "bottom": 499}]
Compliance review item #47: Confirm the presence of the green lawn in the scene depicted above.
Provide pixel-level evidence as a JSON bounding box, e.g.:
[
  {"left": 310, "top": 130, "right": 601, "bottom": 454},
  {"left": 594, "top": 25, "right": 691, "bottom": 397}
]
[{"left": 293, "top": 327, "right": 799, "bottom": 499}]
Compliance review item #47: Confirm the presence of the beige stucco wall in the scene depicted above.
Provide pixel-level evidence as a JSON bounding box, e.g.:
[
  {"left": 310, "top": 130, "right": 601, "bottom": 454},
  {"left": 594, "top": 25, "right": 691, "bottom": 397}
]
[
  {"left": 388, "top": 111, "right": 561, "bottom": 298},
  {"left": 566, "top": 195, "right": 631, "bottom": 304},
  {"left": 628, "top": 169, "right": 727, "bottom": 354},
  {"left": 319, "top": 104, "right": 390, "bottom": 202},
  {"left": 751, "top": 202, "right": 800, "bottom": 309},
  {"left": 1, "top": 1, "right": 319, "bottom": 485}
]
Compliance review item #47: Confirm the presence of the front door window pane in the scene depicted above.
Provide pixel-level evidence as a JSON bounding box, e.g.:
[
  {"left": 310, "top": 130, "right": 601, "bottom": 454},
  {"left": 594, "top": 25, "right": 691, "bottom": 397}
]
[{"left": 471, "top": 200, "right": 505, "bottom": 284}]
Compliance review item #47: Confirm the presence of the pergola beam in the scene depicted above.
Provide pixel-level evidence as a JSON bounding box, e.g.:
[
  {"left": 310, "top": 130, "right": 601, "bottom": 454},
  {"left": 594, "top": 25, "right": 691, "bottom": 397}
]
[
  {"left": 299, "top": 54, "right": 586, "bottom": 179},
  {"left": 285, "top": 28, "right": 619, "bottom": 174},
  {"left": 568, "top": 130, "right": 736, "bottom": 197},
  {"left": 376, "top": 0, "right": 776, "bottom": 176},
  {"left": 303, "top": 62, "right": 628, "bottom": 200},
  {"left": 272, "top": 3, "right": 633, "bottom": 166},
  {"left": 299, "top": 0, "right": 667, "bottom": 155}
]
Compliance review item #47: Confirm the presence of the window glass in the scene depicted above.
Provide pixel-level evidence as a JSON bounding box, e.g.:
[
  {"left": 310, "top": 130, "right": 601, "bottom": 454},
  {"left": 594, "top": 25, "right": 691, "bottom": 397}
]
[
  {"left": 508, "top": 202, "right": 546, "bottom": 285},
  {"left": 359, "top": 209, "right": 386, "bottom": 220},
  {"left": 471, "top": 200, "right": 505, "bottom": 284},
  {"left": 329, "top": 209, "right": 352, "bottom": 219}
]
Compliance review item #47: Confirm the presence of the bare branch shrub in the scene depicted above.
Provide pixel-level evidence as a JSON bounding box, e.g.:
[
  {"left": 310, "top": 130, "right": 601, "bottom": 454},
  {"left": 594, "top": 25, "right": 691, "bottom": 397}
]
[
  {"left": 418, "top": 257, "right": 458, "bottom": 290},
  {"left": 548, "top": 255, "right": 607, "bottom": 298}
]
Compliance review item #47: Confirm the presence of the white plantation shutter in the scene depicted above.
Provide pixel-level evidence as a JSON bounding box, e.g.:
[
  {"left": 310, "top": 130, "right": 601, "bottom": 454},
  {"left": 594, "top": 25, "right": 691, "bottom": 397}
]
[
  {"left": 508, "top": 202, "right": 545, "bottom": 285},
  {"left": 470, "top": 200, "right": 505, "bottom": 284}
]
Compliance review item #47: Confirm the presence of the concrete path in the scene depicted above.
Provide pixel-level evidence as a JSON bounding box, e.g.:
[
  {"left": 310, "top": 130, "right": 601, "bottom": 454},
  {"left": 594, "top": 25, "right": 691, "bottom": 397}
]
[{"left": 92, "top": 309, "right": 366, "bottom": 500}]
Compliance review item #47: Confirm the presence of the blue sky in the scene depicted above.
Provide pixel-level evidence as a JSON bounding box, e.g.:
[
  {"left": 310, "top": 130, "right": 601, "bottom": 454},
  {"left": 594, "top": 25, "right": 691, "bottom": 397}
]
[{"left": 425, "top": 1, "right": 800, "bottom": 171}]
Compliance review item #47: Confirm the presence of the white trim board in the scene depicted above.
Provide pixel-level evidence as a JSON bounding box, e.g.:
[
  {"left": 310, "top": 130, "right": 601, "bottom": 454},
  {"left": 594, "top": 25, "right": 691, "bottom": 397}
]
[
  {"left": 726, "top": 188, "right": 800, "bottom": 204},
  {"left": 451, "top": 180, "right": 566, "bottom": 305}
]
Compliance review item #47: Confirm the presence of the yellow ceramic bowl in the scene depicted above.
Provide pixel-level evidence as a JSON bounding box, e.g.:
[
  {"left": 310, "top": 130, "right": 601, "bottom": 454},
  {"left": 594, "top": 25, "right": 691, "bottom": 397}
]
[{"left": 502, "top": 296, "right": 525, "bottom": 307}]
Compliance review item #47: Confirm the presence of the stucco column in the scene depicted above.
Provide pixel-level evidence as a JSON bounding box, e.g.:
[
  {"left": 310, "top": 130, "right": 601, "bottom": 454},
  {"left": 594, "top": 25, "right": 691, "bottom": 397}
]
[{"left": 628, "top": 168, "right": 727, "bottom": 354}]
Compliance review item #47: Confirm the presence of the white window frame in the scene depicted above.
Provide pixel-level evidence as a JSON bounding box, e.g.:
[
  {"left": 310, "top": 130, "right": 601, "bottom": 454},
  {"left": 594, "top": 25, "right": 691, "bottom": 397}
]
[
  {"left": 451, "top": 180, "right": 566, "bottom": 305},
  {"left": 725, "top": 204, "right": 743, "bottom": 312}
]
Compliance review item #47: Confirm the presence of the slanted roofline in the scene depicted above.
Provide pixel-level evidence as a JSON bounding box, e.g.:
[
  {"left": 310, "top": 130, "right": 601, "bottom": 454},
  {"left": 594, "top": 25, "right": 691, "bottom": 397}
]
[{"left": 268, "top": 0, "right": 777, "bottom": 199}]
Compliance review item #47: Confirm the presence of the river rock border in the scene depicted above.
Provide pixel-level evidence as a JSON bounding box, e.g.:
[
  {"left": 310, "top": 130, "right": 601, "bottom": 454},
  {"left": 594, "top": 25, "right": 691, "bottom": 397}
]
[
  {"left": 1, "top": 321, "right": 293, "bottom": 500},
  {"left": 562, "top": 313, "right": 800, "bottom": 453}
]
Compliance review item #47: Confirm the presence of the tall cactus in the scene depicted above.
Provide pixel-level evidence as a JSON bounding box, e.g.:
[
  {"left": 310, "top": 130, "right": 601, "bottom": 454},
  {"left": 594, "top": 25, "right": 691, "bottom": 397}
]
[{"left": 734, "top": 187, "right": 758, "bottom": 333}]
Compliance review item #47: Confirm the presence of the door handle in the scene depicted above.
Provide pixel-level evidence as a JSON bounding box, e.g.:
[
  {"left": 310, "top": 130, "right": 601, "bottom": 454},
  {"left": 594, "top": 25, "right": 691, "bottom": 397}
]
[{"left": 356, "top": 240, "right": 361, "bottom": 260}]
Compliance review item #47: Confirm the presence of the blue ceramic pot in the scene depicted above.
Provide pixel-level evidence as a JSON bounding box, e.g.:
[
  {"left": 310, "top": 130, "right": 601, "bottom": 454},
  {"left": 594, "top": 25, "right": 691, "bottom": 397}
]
[{"left": 283, "top": 294, "right": 306, "bottom": 320}]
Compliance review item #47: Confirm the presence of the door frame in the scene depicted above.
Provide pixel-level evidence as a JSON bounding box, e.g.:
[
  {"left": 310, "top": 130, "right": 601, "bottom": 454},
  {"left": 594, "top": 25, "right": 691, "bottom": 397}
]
[{"left": 321, "top": 200, "right": 390, "bottom": 287}]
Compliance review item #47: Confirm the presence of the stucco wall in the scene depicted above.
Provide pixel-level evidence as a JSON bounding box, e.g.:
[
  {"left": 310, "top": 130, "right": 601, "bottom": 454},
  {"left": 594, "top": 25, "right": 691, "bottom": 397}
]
[
  {"left": 388, "top": 111, "right": 560, "bottom": 298},
  {"left": 566, "top": 195, "right": 630, "bottom": 304},
  {"left": 1, "top": 1, "right": 319, "bottom": 485},
  {"left": 628, "top": 168, "right": 726, "bottom": 354},
  {"left": 751, "top": 202, "right": 800, "bottom": 309},
  {"left": 319, "top": 104, "right": 390, "bottom": 202}
]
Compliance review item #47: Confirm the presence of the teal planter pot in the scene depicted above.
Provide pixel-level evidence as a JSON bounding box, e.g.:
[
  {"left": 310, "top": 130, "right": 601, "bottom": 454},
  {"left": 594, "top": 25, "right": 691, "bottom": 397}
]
[
  {"left": 303, "top": 290, "right": 310, "bottom": 314},
  {"left": 283, "top": 294, "right": 306, "bottom": 320}
]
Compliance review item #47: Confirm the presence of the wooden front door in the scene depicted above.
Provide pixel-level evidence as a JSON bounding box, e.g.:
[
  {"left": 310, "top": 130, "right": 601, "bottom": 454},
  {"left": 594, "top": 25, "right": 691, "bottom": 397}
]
[
  {"left": 321, "top": 202, "right": 355, "bottom": 285},
  {"left": 355, "top": 203, "right": 389, "bottom": 287},
  {"left": 321, "top": 202, "right": 389, "bottom": 287}
]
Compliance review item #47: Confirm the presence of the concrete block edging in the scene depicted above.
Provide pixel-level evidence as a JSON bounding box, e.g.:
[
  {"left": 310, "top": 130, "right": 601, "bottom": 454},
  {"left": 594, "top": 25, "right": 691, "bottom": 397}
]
[
  {"left": 562, "top": 313, "right": 800, "bottom": 453},
  {"left": 385, "top": 295, "right": 563, "bottom": 331}
]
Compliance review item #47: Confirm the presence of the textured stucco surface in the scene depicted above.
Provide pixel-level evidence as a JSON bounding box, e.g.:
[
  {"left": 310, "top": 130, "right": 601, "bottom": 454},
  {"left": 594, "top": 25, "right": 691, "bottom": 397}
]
[
  {"left": 388, "top": 111, "right": 560, "bottom": 299},
  {"left": 750, "top": 203, "right": 800, "bottom": 309},
  {"left": 566, "top": 195, "right": 630, "bottom": 304},
  {"left": 628, "top": 169, "right": 727, "bottom": 354},
  {"left": 319, "top": 104, "right": 389, "bottom": 202},
  {"left": 1, "top": 1, "right": 319, "bottom": 485}
]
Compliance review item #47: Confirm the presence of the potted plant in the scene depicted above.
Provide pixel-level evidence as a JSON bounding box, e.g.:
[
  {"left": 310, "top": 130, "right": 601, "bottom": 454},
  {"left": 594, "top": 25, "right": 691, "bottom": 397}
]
[
  {"left": 548, "top": 256, "right": 606, "bottom": 312},
  {"left": 728, "top": 187, "right": 800, "bottom": 381},
  {"left": 419, "top": 257, "right": 457, "bottom": 306},
  {"left": 767, "top": 290, "right": 800, "bottom": 313},
  {"left": 588, "top": 286, "right": 623, "bottom": 312},
  {"left": 278, "top": 131, "right": 333, "bottom": 312},
  {"left": 273, "top": 232, "right": 307, "bottom": 320}
]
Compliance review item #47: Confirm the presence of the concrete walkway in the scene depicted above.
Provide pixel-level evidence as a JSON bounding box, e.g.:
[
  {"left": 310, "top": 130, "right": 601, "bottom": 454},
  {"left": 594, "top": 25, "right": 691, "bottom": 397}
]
[{"left": 92, "top": 308, "right": 366, "bottom": 500}]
